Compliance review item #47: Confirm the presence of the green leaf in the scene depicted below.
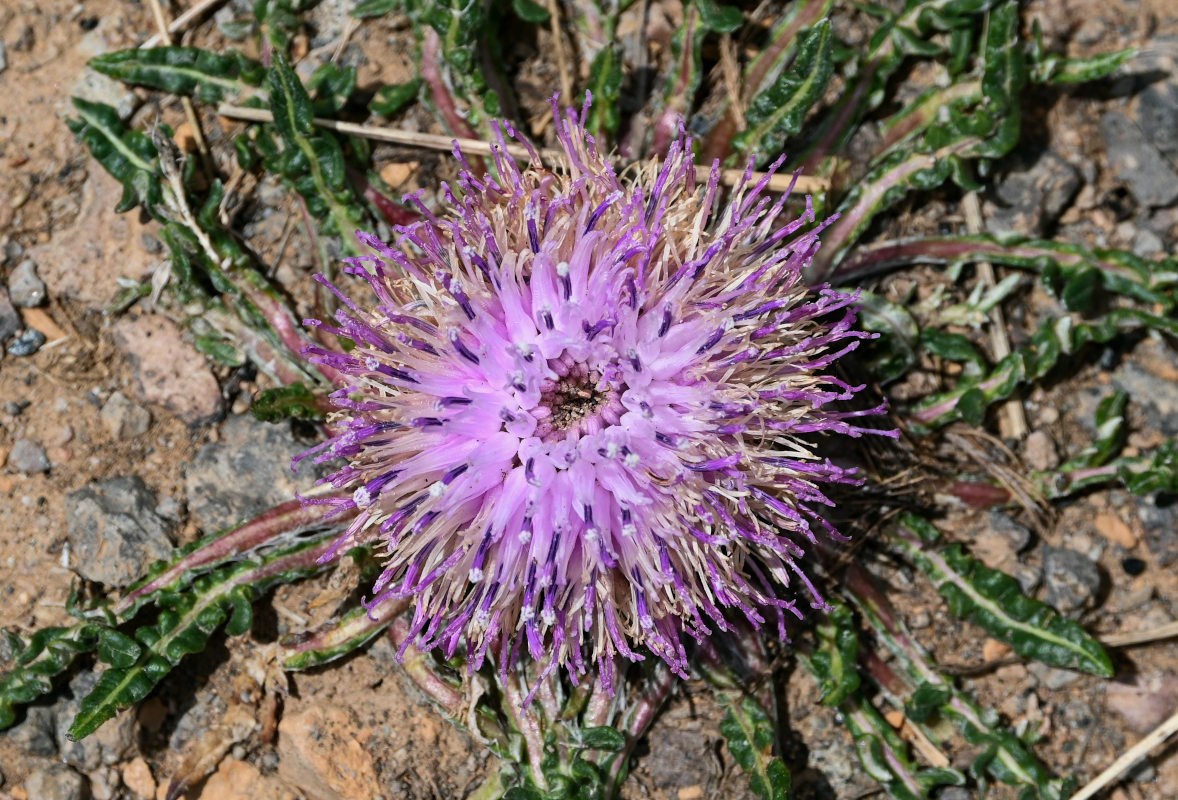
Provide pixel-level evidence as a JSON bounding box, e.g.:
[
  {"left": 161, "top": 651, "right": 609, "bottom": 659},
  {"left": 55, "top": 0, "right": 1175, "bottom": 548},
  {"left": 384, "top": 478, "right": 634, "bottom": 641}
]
[
  {"left": 734, "top": 20, "right": 834, "bottom": 163},
  {"left": 811, "top": 602, "right": 860, "bottom": 706},
  {"left": 719, "top": 694, "right": 792, "bottom": 800},
  {"left": 696, "top": 0, "right": 743, "bottom": 33},
  {"left": 67, "top": 98, "right": 163, "bottom": 216},
  {"left": 584, "top": 45, "right": 623, "bottom": 138},
  {"left": 910, "top": 305, "right": 1178, "bottom": 431},
  {"left": 905, "top": 682, "right": 951, "bottom": 723},
  {"left": 280, "top": 587, "right": 394, "bottom": 671},
  {"left": 956, "top": 387, "right": 987, "bottom": 426},
  {"left": 252, "top": 383, "right": 327, "bottom": 423},
  {"left": 89, "top": 47, "right": 264, "bottom": 103},
  {"left": 97, "top": 629, "right": 142, "bottom": 669},
  {"left": 921, "top": 329, "right": 985, "bottom": 366},
  {"left": 579, "top": 726, "right": 627, "bottom": 752},
  {"left": 1067, "top": 391, "right": 1128, "bottom": 469},
  {"left": 267, "top": 51, "right": 316, "bottom": 145},
  {"left": 894, "top": 518, "right": 1114, "bottom": 677},
  {"left": 69, "top": 538, "right": 330, "bottom": 739},
  {"left": 847, "top": 564, "right": 1073, "bottom": 800},
  {"left": 1058, "top": 266, "right": 1101, "bottom": 313},
  {"left": 1029, "top": 20, "right": 1133, "bottom": 84},
  {"left": 838, "top": 696, "right": 934, "bottom": 800},
  {"left": 369, "top": 79, "right": 421, "bottom": 116},
  {"left": 352, "top": 0, "right": 401, "bottom": 17},
  {"left": 194, "top": 333, "right": 246, "bottom": 368},
  {"left": 308, "top": 62, "right": 357, "bottom": 114},
  {"left": 1119, "top": 441, "right": 1178, "bottom": 495},
  {"left": 0, "top": 625, "right": 100, "bottom": 730},
  {"left": 857, "top": 291, "right": 920, "bottom": 383},
  {"left": 511, "top": 0, "right": 550, "bottom": 22}
]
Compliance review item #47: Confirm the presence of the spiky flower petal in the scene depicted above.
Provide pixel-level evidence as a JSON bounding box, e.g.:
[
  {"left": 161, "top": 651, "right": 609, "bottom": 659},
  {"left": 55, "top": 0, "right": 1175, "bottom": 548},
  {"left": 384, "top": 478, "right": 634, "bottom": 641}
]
[{"left": 300, "top": 103, "right": 890, "bottom": 686}]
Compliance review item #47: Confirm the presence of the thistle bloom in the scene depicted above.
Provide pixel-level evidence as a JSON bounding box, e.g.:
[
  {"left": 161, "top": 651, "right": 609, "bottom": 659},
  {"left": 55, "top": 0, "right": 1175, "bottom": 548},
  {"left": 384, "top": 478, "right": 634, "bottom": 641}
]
[{"left": 299, "top": 101, "right": 889, "bottom": 688}]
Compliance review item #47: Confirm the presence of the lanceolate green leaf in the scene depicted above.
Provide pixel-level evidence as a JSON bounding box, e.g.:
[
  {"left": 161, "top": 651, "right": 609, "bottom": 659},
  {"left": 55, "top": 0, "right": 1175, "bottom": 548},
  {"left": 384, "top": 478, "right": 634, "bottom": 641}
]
[
  {"left": 267, "top": 51, "right": 316, "bottom": 144},
  {"left": 909, "top": 306, "right": 1178, "bottom": 431},
  {"left": 831, "top": 234, "right": 1178, "bottom": 307},
  {"left": 811, "top": 602, "right": 861, "bottom": 706},
  {"left": 734, "top": 20, "right": 834, "bottom": 164},
  {"left": 846, "top": 566, "right": 1076, "bottom": 800},
  {"left": 265, "top": 52, "right": 363, "bottom": 249},
  {"left": 1028, "top": 19, "right": 1133, "bottom": 84},
  {"left": 892, "top": 518, "right": 1113, "bottom": 676},
  {"left": 718, "top": 693, "right": 792, "bottom": 800},
  {"left": 0, "top": 625, "right": 100, "bottom": 730},
  {"left": 89, "top": 47, "right": 265, "bottom": 103},
  {"left": 695, "top": 0, "right": 743, "bottom": 33},
  {"left": 67, "top": 98, "right": 164, "bottom": 215},
  {"left": 69, "top": 538, "right": 333, "bottom": 740},
  {"left": 281, "top": 598, "right": 404, "bottom": 670}
]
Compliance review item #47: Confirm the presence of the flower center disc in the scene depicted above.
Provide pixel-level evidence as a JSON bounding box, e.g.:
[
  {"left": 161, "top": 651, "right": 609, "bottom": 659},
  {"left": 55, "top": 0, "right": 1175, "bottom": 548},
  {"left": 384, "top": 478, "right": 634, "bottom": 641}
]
[{"left": 537, "top": 362, "right": 615, "bottom": 439}]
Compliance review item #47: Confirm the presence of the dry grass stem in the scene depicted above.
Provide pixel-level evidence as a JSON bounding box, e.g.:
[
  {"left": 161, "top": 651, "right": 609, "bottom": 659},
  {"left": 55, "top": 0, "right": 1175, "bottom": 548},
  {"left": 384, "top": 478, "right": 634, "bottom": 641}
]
[
  {"left": 1103, "top": 621, "right": 1178, "bottom": 648},
  {"left": 545, "top": 0, "right": 574, "bottom": 101},
  {"left": 1069, "top": 706, "right": 1178, "bottom": 800},
  {"left": 146, "top": 0, "right": 215, "bottom": 177},
  {"left": 963, "top": 191, "right": 1027, "bottom": 439},
  {"left": 141, "top": 0, "right": 228, "bottom": 48},
  {"left": 215, "top": 103, "right": 831, "bottom": 194}
]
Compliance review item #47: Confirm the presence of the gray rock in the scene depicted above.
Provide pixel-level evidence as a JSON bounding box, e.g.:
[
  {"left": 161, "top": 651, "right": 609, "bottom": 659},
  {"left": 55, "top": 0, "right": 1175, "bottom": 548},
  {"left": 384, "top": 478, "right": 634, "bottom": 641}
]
[
  {"left": 111, "top": 314, "right": 224, "bottom": 426},
  {"left": 1042, "top": 546, "right": 1102, "bottom": 614},
  {"left": 986, "top": 510, "right": 1032, "bottom": 551},
  {"left": 25, "top": 763, "right": 88, "bottom": 800},
  {"left": 54, "top": 671, "right": 136, "bottom": 771},
  {"left": 186, "top": 414, "right": 318, "bottom": 533},
  {"left": 71, "top": 68, "right": 139, "bottom": 121},
  {"left": 2, "top": 239, "right": 22, "bottom": 265},
  {"left": 307, "top": 0, "right": 354, "bottom": 48},
  {"left": 0, "top": 39, "right": 7, "bottom": 74},
  {"left": 1101, "top": 112, "right": 1178, "bottom": 208},
  {"left": 66, "top": 476, "right": 173, "bottom": 586},
  {"left": 154, "top": 494, "right": 185, "bottom": 522},
  {"left": 7, "top": 328, "right": 46, "bottom": 357},
  {"left": 8, "top": 260, "right": 46, "bottom": 307},
  {"left": 99, "top": 391, "right": 152, "bottom": 440},
  {"left": 9, "top": 438, "right": 51, "bottom": 473},
  {"left": 1113, "top": 362, "right": 1178, "bottom": 437},
  {"left": 1029, "top": 662, "right": 1083, "bottom": 690},
  {"left": 986, "top": 149, "right": 1082, "bottom": 235},
  {"left": 1137, "top": 494, "right": 1178, "bottom": 567},
  {"left": 1138, "top": 81, "right": 1178, "bottom": 159},
  {"left": 0, "top": 288, "right": 19, "bottom": 347},
  {"left": 1012, "top": 563, "right": 1042, "bottom": 594},
  {"left": 6, "top": 706, "right": 58, "bottom": 757},
  {"left": 1133, "top": 228, "right": 1165, "bottom": 257}
]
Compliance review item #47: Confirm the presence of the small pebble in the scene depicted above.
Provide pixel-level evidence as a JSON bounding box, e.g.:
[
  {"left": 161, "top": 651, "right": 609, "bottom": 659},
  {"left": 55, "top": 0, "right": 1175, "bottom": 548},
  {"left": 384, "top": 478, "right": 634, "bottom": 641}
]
[
  {"left": 1042, "top": 546, "right": 1103, "bottom": 614},
  {"left": 1022, "top": 430, "right": 1059, "bottom": 471},
  {"left": 9, "top": 438, "right": 50, "bottom": 473},
  {"left": 2, "top": 400, "right": 28, "bottom": 415},
  {"left": 7, "top": 327, "right": 46, "bottom": 356},
  {"left": 8, "top": 259, "right": 47, "bottom": 307},
  {"left": 26, "top": 763, "right": 88, "bottom": 800}
]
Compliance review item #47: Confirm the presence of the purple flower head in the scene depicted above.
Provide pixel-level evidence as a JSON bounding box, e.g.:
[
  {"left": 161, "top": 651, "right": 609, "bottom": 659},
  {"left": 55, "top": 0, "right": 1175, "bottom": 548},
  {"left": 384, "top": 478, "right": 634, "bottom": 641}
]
[{"left": 301, "top": 100, "right": 891, "bottom": 688}]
